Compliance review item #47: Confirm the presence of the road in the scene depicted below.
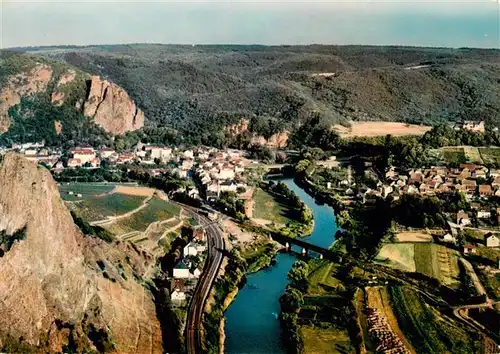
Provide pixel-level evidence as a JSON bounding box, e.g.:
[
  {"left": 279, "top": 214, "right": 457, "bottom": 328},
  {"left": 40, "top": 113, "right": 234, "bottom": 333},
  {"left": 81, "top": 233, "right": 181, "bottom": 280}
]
[{"left": 183, "top": 205, "right": 225, "bottom": 354}]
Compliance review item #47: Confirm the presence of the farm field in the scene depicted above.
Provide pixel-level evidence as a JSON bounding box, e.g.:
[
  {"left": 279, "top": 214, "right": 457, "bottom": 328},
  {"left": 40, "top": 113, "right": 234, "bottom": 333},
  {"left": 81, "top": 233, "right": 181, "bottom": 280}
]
[
  {"left": 365, "top": 287, "right": 414, "bottom": 354},
  {"left": 375, "top": 243, "right": 416, "bottom": 272},
  {"left": 375, "top": 243, "right": 460, "bottom": 287},
  {"left": 463, "top": 146, "right": 483, "bottom": 163},
  {"left": 333, "top": 122, "right": 431, "bottom": 138},
  {"left": 68, "top": 193, "right": 146, "bottom": 222},
  {"left": 58, "top": 182, "right": 117, "bottom": 201},
  {"left": 252, "top": 188, "right": 294, "bottom": 225},
  {"left": 396, "top": 231, "right": 432, "bottom": 243},
  {"left": 479, "top": 147, "right": 500, "bottom": 165},
  {"left": 389, "top": 286, "right": 479, "bottom": 354},
  {"left": 103, "top": 197, "right": 181, "bottom": 236},
  {"left": 440, "top": 147, "right": 467, "bottom": 164},
  {"left": 307, "top": 261, "right": 342, "bottom": 294},
  {"left": 301, "top": 326, "right": 354, "bottom": 354}
]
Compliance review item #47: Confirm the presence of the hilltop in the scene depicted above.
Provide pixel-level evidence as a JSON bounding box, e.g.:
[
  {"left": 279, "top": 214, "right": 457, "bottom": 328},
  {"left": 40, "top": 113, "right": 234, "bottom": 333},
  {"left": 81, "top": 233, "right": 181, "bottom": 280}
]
[
  {"left": 0, "top": 153, "right": 162, "bottom": 353},
  {"left": 2, "top": 45, "right": 500, "bottom": 149},
  {"left": 39, "top": 44, "right": 500, "bottom": 147},
  {"left": 0, "top": 52, "right": 144, "bottom": 147}
]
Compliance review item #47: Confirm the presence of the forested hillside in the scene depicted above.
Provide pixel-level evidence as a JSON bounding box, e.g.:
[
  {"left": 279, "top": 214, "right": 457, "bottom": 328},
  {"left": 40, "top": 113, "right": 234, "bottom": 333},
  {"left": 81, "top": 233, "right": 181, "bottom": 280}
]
[
  {"left": 4, "top": 45, "right": 500, "bottom": 149},
  {"left": 33, "top": 44, "right": 500, "bottom": 148}
]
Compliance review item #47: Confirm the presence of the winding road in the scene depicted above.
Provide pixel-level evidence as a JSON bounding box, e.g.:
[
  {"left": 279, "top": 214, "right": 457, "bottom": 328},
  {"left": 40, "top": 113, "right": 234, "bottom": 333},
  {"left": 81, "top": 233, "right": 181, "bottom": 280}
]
[{"left": 183, "top": 205, "right": 225, "bottom": 354}]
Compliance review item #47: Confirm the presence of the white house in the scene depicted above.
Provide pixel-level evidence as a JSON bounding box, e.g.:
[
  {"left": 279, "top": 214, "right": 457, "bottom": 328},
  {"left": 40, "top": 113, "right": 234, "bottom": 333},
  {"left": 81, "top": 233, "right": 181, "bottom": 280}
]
[
  {"left": 173, "top": 259, "right": 191, "bottom": 279},
  {"left": 477, "top": 210, "right": 491, "bottom": 219},
  {"left": 171, "top": 290, "right": 186, "bottom": 303},
  {"left": 184, "top": 241, "right": 206, "bottom": 256},
  {"left": 485, "top": 234, "right": 499, "bottom": 248},
  {"left": 442, "top": 233, "right": 456, "bottom": 243},
  {"left": 99, "top": 148, "right": 116, "bottom": 159},
  {"left": 220, "top": 181, "right": 237, "bottom": 193},
  {"left": 183, "top": 150, "right": 194, "bottom": 159},
  {"left": 149, "top": 146, "right": 172, "bottom": 161},
  {"left": 218, "top": 167, "right": 235, "bottom": 180}
]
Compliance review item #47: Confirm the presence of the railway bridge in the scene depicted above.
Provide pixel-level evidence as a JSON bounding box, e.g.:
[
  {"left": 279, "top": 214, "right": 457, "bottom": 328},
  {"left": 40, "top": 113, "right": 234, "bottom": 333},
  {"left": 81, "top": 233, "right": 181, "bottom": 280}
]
[{"left": 270, "top": 233, "right": 342, "bottom": 262}]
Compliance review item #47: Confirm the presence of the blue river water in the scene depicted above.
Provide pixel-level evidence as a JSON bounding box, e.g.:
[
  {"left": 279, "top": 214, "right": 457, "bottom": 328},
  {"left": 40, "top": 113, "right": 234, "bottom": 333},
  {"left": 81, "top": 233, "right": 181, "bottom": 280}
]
[{"left": 224, "top": 178, "right": 338, "bottom": 353}]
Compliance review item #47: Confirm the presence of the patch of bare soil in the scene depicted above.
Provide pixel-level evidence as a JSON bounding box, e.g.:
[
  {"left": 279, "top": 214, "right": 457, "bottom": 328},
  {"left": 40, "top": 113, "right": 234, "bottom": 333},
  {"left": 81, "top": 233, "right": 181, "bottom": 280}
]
[
  {"left": 113, "top": 185, "right": 156, "bottom": 197},
  {"left": 334, "top": 121, "right": 431, "bottom": 138}
]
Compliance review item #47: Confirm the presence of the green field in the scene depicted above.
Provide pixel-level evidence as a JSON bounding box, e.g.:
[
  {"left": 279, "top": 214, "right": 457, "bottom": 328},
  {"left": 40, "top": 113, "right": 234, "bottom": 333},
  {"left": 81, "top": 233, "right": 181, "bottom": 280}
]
[
  {"left": 301, "top": 326, "right": 354, "bottom": 354},
  {"left": 69, "top": 193, "right": 146, "bottom": 222},
  {"left": 479, "top": 147, "right": 500, "bottom": 165},
  {"left": 375, "top": 243, "right": 416, "bottom": 272},
  {"left": 389, "top": 286, "right": 479, "bottom": 354},
  {"left": 376, "top": 243, "right": 460, "bottom": 287},
  {"left": 59, "top": 182, "right": 117, "bottom": 201},
  {"left": 104, "top": 197, "right": 181, "bottom": 236},
  {"left": 463, "top": 146, "right": 483, "bottom": 163},
  {"left": 252, "top": 188, "right": 294, "bottom": 224},
  {"left": 307, "top": 261, "right": 342, "bottom": 293},
  {"left": 441, "top": 147, "right": 467, "bottom": 164}
]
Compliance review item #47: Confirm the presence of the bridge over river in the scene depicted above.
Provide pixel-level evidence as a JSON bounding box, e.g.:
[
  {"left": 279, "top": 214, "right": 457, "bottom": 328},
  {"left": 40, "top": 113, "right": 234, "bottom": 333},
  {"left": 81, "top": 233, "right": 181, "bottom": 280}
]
[{"left": 271, "top": 232, "right": 342, "bottom": 262}]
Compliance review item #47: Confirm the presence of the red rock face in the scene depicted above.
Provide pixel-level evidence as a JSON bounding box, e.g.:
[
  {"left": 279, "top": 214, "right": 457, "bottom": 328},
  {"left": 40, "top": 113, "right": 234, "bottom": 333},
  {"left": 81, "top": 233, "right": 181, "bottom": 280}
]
[
  {"left": 0, "top": 153, "right": 162, "bottom": 353},
  {"left": 83, "top": 76, "right": 145, "bottom": 135},
  {"left": 0, "top": 64, "right": 53, "bottom": 132}
]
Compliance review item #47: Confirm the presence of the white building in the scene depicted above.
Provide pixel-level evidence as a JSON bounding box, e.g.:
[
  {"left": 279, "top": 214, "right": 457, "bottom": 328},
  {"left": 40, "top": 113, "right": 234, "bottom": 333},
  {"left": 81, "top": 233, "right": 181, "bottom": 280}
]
[
  {"left": 442, "top": 233, "right": 456, "bottom": 243},
  {"left": 171, "top": 290, "right": 186, "bottom": 303},
  {"left": 218, "top": 167, "right": 235, "bottom": 180},
  {"left": 183, "top": 150, "right": 194, "bottom": 159},
  {"left": 149, "top": 146, "right": 172, "bottom": 161},
  {"left": 99, "top": 148, "right": 116, "bottom": 159},
  {"left": 477, "top": 210, "right": 491, "bottom": 219},
  {"left": 485, "top": 234, "right": 499, "bottom": 247},
  {"left": 183, "top": 241, "right": 206, "bottom": 256}
]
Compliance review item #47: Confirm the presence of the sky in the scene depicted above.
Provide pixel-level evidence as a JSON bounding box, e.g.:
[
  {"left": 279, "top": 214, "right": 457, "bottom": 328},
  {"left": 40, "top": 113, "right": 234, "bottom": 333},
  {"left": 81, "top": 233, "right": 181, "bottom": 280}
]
[{"left": 1, "top": 0, "right": 499, "bottom": 49}]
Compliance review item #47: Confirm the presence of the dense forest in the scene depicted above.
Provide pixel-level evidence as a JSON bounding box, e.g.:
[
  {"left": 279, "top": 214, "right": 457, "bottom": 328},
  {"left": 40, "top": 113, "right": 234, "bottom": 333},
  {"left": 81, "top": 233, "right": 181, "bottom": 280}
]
[{"left": 2, "top": 45, "right": 500, "bottom": 149}]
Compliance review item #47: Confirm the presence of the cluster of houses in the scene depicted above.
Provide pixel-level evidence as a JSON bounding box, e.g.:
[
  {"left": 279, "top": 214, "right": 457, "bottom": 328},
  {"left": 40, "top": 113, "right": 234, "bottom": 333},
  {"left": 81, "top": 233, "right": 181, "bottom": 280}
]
[
  {"left": 170, "top": 229, "right": 207, "bottom": 304},
  {"left": 350, "top": 164, "right": 500, "bottom": 202},
  {"left": 195, "top": 150, "right": 249, "bottom": 201},
  {"left": 0, "top": 142, "right": 63, "bottom": 167}
]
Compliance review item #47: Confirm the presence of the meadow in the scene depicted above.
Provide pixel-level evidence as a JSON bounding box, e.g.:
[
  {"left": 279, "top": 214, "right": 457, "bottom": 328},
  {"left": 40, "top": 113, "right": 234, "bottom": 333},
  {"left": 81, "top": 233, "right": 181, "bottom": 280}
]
[
  {"left": 252, "top": 188, "right": 294, "bottom": 225},
  {"left": 376, "top": 243, "right": 460, "bottom": 287},
  {"left": 389, "top": 286, "right": 478, "bottom": 354},
  {"left": 103, "top": 197, "right": 181, "bottom": 236},
  {"left": 68, "top": 193, "right": 146, "bottom": 222},
  {"left": 58, "top": 182, "right": 117, "bottom": 201}
]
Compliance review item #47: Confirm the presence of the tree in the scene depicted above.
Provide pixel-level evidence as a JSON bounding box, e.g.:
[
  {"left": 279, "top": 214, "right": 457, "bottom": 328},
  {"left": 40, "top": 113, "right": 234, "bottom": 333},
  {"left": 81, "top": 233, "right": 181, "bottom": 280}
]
[{"left": 279, "top": 287, "right": 304, "bottom": 313}]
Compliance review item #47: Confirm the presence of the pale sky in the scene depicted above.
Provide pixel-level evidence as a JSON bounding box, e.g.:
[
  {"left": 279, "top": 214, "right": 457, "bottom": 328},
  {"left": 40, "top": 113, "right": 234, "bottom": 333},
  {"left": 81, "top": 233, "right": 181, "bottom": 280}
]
[{"left": 1, "top": 0, "right": 499, "bottom": 48}]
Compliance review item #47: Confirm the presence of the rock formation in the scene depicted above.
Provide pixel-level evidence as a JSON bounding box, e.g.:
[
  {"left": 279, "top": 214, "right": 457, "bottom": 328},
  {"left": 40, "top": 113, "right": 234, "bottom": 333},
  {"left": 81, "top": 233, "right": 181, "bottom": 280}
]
[
  {"left": 0, "top": 153, "right": 162, "bottom": 353},
  {"left": 51, "top": 70, "right": 77, "bottom": 106},
  {"left": 226, "top": 119, "right": 289, "bottom": 148},
  {"left": 0, "top": 64, "right": 53, "bottom": 132},
  {"left": 83, "top": 76, "right": 145, "bottom": 135}
]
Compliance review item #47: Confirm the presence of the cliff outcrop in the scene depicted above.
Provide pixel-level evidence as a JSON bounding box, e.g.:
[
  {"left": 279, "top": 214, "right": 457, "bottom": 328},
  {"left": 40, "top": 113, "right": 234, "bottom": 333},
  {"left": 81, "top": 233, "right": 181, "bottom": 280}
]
[
  {"left": 225, "top": 119, "right": 289, "bottom": 148},
  {"left": 83, "top": 76, "right": 145, "bottom": 135},
  {"left": 0, "top": 153, "right": 162, "bottom": 353},
  {"left": 0, "top": 64, "right": 53, "bottom": 132}
]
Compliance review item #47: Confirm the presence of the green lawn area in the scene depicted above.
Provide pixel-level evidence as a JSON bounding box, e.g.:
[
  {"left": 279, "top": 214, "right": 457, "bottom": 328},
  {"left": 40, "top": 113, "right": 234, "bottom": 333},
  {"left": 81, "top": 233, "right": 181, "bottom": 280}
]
[
  {"left": 479, "top": 147, "right": 500, "bottom": 165},
  {"left": 252, "top": 188, "right": 294, "bottom": 224},
  {"left": 463, "top": 146, "right": 483, "bottom": 164},
  {"left": 59, "top": 182, "right": 117, "bottom": 201},
  {"left": 69, "top": 193, "right": 146, "bottom": 222},
  {"left": 104, "top": 197, "right": 181, "bottom": 236},
  {"left": 301, "top": 326, "right": 354, "bottom": 354},
  {"left": 389, "top": 286, "right": 479, "bottom": 354}
]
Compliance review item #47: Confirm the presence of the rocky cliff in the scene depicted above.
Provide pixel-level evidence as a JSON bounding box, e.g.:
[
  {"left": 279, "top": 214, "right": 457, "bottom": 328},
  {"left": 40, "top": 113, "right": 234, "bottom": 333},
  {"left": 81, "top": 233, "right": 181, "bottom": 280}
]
[
  {"left": 225, "top": 119, "right": 290, "bottom": 148},
  {"left": 83, "top": 76, "right": 145, "bottom": 135},
  {"left": 0, "top": 64, "right": 53, "bottom": 133},
  {"left": 0, "top": 55, "right": 145, "bottom": 138},
  {"left": 0, "top": 153, "right": 162, "bottom": 353}
]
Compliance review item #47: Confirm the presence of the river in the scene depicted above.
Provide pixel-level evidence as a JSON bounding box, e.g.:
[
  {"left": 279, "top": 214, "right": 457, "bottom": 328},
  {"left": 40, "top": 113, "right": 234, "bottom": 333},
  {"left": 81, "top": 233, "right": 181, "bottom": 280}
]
[{"left": 224, "top": 178, "right": 338, "bottom": 353}]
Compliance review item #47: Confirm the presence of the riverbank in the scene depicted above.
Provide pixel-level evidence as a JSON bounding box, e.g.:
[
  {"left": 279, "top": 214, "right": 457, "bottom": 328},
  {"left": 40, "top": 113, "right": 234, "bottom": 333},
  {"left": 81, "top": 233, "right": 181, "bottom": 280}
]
[
  {"left": 203, "top": 237, "right": 280, "bottom": 353},
  {"left": 224, "top": 178, "right": 339, "bottom": 353}
]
